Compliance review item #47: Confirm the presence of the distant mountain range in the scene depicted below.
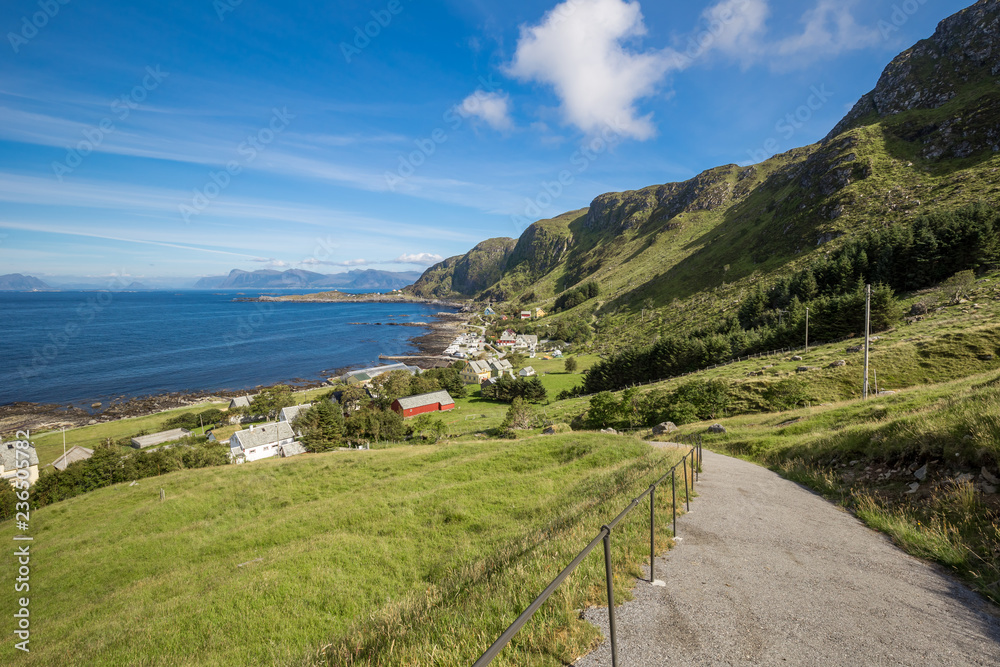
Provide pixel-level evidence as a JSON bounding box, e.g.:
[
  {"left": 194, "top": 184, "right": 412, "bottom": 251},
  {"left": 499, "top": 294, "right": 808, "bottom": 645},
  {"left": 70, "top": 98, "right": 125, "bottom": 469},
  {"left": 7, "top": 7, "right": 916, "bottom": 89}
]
[
  {"left": 193, "top": 268, "right": 422, "bottom": 290},
  {"left": 0, "top": 273, "right": 51, "bottom": 290}
]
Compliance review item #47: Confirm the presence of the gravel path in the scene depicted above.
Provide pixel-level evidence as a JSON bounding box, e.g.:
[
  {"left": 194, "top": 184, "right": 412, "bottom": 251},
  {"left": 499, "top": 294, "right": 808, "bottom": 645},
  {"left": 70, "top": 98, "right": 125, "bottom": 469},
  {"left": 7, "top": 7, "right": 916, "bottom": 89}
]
[{"left": 573, "top": 448, "right": 1000, "bottom": 666}]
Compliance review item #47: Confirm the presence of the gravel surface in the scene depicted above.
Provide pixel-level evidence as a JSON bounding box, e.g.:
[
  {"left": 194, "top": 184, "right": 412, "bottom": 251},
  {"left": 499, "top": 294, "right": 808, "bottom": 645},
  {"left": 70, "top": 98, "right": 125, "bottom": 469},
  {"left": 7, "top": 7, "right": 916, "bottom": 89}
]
[{"left": 573, "top": 448, "right": 1000, "bottom": 666}]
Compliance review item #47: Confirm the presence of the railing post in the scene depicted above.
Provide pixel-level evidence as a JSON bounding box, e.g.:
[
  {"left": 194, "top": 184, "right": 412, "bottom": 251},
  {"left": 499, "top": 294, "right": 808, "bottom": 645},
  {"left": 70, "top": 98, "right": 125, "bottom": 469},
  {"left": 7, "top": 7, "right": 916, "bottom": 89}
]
[
  {"left": 649, "top": 485, "right": 655, "bottom": 583},
  {"left": 683, "top": 456, "right": 690, "bottom": 512},
  {"left": 672, "top": 468, "right": 677, "bottom": 538},
  {"left": 602, "top": 528, "right": 619, "bottom": 667}
]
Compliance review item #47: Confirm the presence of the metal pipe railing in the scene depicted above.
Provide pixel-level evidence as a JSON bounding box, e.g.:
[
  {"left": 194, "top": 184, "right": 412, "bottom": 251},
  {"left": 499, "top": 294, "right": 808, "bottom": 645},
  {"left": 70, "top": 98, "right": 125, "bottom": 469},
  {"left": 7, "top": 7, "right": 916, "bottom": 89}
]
[{"left": 474, "top": 434, "right": 703, "bottom": 666}]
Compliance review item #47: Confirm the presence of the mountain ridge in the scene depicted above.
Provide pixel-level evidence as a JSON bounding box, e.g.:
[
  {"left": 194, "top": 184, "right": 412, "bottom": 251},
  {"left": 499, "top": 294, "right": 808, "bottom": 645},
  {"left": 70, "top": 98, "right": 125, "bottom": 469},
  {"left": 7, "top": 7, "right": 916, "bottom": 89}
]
[
  {"left": 194, "top": 268, "right": 422, "bottom": 290},
  {"left": 406, "top": 0, "right": 1000, "bottom": 311}
]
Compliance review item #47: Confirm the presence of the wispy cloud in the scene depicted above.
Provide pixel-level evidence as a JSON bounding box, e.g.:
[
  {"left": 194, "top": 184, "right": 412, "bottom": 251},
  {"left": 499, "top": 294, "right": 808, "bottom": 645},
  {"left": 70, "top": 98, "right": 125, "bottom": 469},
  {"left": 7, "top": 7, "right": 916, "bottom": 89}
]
[
  {"left": 393, "top": 252, "right": 443, "bottom": 266},
  {"left": 456, "top": 91, "right": 514, "bottom": 131}
]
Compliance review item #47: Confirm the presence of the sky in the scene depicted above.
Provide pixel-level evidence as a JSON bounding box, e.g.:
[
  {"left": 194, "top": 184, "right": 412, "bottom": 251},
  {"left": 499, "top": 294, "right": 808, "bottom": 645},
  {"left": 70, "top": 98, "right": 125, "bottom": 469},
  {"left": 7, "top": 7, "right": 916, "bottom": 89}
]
[{"left": 0, "top": 0, "right": 974, "bottom": 285}]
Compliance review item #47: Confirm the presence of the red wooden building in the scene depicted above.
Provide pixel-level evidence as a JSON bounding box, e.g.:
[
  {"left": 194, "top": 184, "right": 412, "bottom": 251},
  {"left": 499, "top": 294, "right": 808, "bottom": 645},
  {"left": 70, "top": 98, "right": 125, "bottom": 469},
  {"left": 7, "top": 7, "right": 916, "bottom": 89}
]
[{"left": 390, "top": 390, "right": 456, "bottom": 418}]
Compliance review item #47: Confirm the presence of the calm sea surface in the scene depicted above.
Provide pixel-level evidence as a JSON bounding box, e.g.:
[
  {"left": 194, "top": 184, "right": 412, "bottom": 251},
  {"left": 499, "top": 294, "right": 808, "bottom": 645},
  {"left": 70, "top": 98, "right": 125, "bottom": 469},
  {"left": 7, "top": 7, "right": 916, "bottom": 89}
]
[{"left": 0, "top": 290, "right": 448, "bottom": 406}]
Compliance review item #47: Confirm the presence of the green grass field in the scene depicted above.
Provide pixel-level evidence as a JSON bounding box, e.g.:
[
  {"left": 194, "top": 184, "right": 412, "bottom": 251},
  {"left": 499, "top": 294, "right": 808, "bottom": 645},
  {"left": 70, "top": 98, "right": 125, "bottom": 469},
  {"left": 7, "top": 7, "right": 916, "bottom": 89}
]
[{"left": 1, "top": 433, "right": 693, "bottom": 666}]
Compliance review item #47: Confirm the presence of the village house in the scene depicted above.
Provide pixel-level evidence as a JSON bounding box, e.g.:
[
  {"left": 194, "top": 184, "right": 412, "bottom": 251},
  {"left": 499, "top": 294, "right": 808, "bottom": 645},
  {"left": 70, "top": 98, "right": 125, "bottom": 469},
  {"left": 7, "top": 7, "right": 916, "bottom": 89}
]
[
  {"left": 229, "top": 422, "right": 300, "bottom": 464},
  {"left": 131, "top": 428, "right": 192, "bottom": 449},
  {"left": 489, "top": 358, "right": 514, "bottom": 378},
  {"left": 514, "top": 334, "right": 539, "bottom": 352},
  {"left": 390, "top": 391, "right": 456, "bottom": 418},
  {"left": 497, "top": 329, "right": 518, "bottom": 347},
  {"left": 460, "top": 359, "right": 492, "bottom": 384},
  {"left": 519, "top": 366, "right": 537, "bottom": 377},
  {"left": 52, "top": 445, "right": 94, "bottom": 471},
  {"left": 1, "top": 441, "right": 39, "bottom": 487},
  {"left": 484, "top": 306, "right": 496, "bottom": 316},
  {"left": 535, "top": 308, "right": 546, "bottom": 318},
  {"left": 228, "top": 395, "right": 256, "bottom": 410},
  {"left": 278, "top": 404, "right": 312, "bottom": 423},
  {"left": 520, "top": 310, "right": 531, "bottom": 320}
]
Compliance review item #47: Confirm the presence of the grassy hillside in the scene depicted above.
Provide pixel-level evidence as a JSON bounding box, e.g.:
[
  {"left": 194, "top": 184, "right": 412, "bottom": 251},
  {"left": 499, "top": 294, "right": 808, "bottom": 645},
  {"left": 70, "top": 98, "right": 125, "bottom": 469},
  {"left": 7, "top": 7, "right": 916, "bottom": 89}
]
[{"left": 1, "top": 434, "right": 693, "bottom": 666}]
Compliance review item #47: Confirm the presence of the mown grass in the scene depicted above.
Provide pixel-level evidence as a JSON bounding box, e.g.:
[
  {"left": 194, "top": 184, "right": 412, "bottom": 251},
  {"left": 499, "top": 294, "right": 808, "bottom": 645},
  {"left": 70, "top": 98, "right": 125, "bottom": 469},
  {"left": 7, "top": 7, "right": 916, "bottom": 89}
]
[{"left": 0, "top": 433, "right": 694, "bottom": 666}]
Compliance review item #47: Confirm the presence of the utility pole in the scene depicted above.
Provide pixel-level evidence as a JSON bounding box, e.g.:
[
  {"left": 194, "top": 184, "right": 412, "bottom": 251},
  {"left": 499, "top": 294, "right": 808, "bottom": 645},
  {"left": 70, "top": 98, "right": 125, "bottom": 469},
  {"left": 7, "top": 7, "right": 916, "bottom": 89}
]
[
  {"left": 805, "top": 307, "right": 809, "bottom": 354},
  {"left": 863, "top": 284, "right": 871, "bottom": 400}
]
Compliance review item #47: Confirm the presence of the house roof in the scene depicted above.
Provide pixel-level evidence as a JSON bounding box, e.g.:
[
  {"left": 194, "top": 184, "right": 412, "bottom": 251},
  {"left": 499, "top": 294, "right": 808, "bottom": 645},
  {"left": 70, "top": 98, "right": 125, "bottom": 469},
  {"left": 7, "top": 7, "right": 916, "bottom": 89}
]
[
  {"left": 520, "top": 366, "right": 536, "bottom": 375},
  {"left": 465, "top": 360, "right": 491, "bottom": 374},
  {"left": 232, "top": 422, "right": 296, "bottom": 449},
  {"left": 280, "top": 442, "right": 308, "bottom": 457},
  {"left": 0, "top": 442, "right": 38, "bottom": 469},
  {"left": 52, "top": 445, "right": 94, "bottom": 471},
  {"left": 518, "top": 334, "right": 538, "bottom": 346},
  {"left": 279, "top": 404, "right": 312, "bottom": 423},
  {"left": 229, "top": 395, "right": 255, "bottom": 408},
  {"left": 394, "top": 390, "right": 455, "bottom": 411},
  {"left": 131, "top": 428, "right": 192, "bottom": 449},
  {"left": 490, "top": 359, "right": 513, "bottom": 370}
]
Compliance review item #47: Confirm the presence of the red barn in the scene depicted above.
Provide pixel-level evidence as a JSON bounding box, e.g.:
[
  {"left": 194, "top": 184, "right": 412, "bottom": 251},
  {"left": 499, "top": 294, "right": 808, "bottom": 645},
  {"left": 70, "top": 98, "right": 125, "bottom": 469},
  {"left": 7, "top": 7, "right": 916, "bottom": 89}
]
[{"left": 390, "top": 390, "right": 456, "bottom": 418}]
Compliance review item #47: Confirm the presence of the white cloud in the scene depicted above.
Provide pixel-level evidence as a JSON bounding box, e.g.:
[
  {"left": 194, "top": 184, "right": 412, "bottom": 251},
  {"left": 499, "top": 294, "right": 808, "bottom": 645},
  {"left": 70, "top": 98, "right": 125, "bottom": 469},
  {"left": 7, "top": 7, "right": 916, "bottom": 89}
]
[
  {"left": 505, "top": 0, "right": 684, "bottom": 140},
  {"left": 393, "top": 253, "right": 444, "bottom": 266},
  {"left": 299, "top": 258, "right": 369, "bottom": 267},
  {"left": 457, "top": 91, "right": 514, "bottom": 131},
  {"left": 694, "top": 0, "right": 880, "bottom": 68}
]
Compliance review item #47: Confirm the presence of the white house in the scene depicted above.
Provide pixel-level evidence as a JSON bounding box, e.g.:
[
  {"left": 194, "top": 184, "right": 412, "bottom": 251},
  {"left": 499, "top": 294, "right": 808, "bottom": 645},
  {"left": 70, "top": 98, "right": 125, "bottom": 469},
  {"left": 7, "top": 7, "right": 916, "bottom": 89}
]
[
  {"left": 515, "top": 334, "right": 539, "bottom": 352},
  {"left": 519, "top": 366, "right": 536, "bottom": 377},
  {"left": 1, "top": 441, "right": 39, "bottom": 487},
  {"left": 229, "top": 422, "right": 299, "bottom": 464}
]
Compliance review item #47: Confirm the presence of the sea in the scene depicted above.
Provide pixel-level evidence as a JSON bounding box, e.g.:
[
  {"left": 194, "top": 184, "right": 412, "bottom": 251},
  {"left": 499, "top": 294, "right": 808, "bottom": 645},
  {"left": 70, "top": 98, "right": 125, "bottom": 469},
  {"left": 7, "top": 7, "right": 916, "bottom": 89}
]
[{"left": 0, "top": 290, "right": 451, "bottom": 407}]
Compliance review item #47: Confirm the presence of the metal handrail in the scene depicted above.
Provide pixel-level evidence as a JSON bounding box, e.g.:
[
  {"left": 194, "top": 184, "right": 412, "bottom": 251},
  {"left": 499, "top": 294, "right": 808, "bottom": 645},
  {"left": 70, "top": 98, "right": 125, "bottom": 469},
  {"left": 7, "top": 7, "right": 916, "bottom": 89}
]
[{"left": 474, "top": 434, "right": 703, "bottom": 666}]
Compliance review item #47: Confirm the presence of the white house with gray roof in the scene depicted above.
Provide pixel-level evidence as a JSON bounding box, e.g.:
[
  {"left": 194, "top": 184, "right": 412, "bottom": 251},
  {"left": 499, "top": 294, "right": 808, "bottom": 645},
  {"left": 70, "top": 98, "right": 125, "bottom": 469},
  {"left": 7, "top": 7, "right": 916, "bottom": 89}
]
[
  {"left": 1, "top": 441, "right": 39, "bottom": 487},
  {"left": 229, "top": 422, "right": 299, "bottom": 464}
]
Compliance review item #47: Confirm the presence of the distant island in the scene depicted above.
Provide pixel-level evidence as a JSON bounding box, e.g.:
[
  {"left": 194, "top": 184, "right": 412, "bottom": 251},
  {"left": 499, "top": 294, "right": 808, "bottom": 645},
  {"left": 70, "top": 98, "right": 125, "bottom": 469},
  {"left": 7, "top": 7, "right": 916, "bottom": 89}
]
[
  {"left": 0, "top": 273, "right": 50, "bottom": 290},
  {"left": 194, "top": 268, "right": 422, "bottom": 290}
]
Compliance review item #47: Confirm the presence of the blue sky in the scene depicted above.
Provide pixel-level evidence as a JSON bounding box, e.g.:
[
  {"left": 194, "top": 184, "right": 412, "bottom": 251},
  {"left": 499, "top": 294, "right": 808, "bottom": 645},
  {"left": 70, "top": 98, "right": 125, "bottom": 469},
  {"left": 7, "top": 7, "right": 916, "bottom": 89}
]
[{"left": 0, "top": 0, "right": 972, "bottom": 284}]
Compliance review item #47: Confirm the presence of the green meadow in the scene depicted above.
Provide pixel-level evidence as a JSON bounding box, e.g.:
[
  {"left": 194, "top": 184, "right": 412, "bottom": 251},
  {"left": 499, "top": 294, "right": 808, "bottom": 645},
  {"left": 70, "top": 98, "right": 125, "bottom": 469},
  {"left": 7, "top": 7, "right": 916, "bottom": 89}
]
[{"left": 1, "top": 434, "right": 693, "bottom": 666}]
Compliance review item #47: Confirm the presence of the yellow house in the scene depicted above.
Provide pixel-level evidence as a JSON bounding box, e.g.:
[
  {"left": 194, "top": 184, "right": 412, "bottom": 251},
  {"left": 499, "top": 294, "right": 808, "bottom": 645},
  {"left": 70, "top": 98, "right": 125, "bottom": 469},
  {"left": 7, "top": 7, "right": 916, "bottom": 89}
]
[
  {"left": 535, "top": 308, "right": 546, "bottom": 318},
  {"left": 460, "top": 360, "right": 492, "bottom": 384}
]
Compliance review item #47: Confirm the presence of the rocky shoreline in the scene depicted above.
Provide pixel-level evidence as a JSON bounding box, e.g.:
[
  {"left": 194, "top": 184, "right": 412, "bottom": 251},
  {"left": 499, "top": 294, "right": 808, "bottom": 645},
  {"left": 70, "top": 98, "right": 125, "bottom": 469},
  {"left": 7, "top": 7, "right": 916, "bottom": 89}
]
[{"left": 1, "top": 308, "right": 470, "bottom": 438}]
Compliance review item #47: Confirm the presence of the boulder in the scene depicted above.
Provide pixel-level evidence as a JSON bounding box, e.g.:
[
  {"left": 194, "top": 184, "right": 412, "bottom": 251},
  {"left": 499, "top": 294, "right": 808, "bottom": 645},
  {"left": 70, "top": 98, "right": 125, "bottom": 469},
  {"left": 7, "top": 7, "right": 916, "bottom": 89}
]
[
  {"left": 600, "top": 428, "right": 617, "bottom": 435},
  {"left": 542, "top": 426, "right": 556, "bottom": 435},
  {"left": 846, "top": 346, "right": 862, "bottom": 353},
  {"left": 914, "top": 464, "right": 928, "bottom": 481},
  {"left": 707, "top": 424, "right": 726, "bottom": 434},
  {"left": 906, "top": 482, "right": 920, "bottom": 494},
  {"left": 982, "top": 467, "right": 999, "bottom": 485},
  {"left": 652, "top": 422, "right": 678, "bottom": 435},
  {"left": 796, "top": 366, "right": 817, "bottom": 372},
  {"left": 955, "top": 472, "right": 974, "bottom": 484},
  {"left": 828, "top": 360, "right": 847, "bottom": 368},
  {"left": 791, "top": 355, "right": 803, "bottom": 361}
]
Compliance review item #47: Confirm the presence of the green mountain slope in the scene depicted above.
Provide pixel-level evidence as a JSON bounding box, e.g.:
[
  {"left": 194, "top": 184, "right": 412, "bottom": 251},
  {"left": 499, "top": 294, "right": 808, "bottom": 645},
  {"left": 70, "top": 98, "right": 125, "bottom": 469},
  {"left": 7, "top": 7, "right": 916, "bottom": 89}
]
[{"left": 406, "top": 0, "right": 1000, "bottom": 314}]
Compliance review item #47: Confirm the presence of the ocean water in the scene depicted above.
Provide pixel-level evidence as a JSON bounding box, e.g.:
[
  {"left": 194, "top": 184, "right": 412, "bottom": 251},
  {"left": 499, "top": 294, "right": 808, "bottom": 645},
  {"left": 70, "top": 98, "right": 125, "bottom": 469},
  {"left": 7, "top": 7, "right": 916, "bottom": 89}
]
[{"left": 0, "top": 290, "right": 450, "bottom": 406}]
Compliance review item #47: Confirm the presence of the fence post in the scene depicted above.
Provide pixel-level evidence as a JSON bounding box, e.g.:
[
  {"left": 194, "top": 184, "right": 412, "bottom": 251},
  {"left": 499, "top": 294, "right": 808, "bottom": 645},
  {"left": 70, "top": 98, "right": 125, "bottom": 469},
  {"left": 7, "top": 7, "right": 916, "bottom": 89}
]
[
  {"left": 683, "top": 456, "right": 690, "bottom": 512},
  {"left": 602, "top": 528, "right": 619, "bottom": 667},
  {"left": 672, "top": 468, "right": 677, "bottom": 538},
  {"left": 649, "top": 486, "right": 655, "bottom": 583}
]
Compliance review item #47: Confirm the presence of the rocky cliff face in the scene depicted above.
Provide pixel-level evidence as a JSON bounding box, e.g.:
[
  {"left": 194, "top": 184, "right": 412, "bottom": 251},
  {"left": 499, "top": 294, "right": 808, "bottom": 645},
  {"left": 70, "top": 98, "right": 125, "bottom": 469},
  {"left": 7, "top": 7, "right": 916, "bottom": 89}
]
[{"left": 828, "top": 0, "right": 1000, "bottom": 139}]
